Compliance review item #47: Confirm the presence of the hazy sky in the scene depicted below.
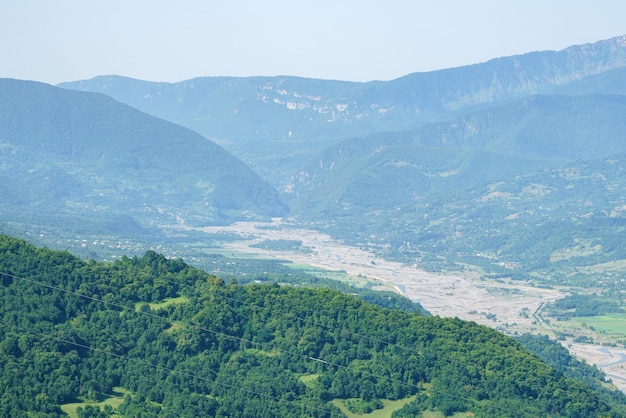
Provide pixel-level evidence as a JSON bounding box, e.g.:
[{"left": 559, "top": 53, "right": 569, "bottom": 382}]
[{"left": 2, "top": 1, "right": 626, "bottom": 85}]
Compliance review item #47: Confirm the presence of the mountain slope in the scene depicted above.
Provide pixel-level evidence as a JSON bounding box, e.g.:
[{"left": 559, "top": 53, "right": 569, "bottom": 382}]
[
  {"left": 386, "top": 34, "right": 626, "bottom": 111},
  {"left": 552, "top": 66, "right": 626, "bottom": 96},
  {"left": 286, "top": 93, "right": 626, "bottom": 272},
  {"left": 1, "top": 234, "right": 623, "bottom": 417},
  {"left": 0, "top": 79, "right": 287, "bottom": 236},
  {"left": 288, "top": 93, "right": 626, "bottom": 206}
]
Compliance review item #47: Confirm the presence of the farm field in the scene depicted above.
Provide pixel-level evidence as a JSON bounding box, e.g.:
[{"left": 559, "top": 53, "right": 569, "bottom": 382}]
[{"left": 573, "top": 313, "right": 626, "bottom": 337}]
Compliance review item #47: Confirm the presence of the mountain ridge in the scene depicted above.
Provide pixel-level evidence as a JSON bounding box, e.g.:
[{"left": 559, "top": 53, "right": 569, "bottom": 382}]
[
  {"left": 0, "top": 78, "right": 288, "bottom": 236},
  {"left": 59, "top": 35, "right": 626, "bottom": 120},
  {"left": 58, "top": 35, "right": 626, "bottom": 187}
]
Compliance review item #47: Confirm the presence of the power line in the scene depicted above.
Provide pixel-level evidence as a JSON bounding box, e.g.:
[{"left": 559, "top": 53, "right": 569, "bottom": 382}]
[
  {"left": 0, "top": 268, "right": 529, "bottom": 417},
  {"left": 104, "top": 258, "right": 427, "bottom": 357},
  {"left": 0, "top": 271, "right": 421, "bottom": 392},
  {"left": 0, "top": 322, "right": 343, "bottom": 418}
]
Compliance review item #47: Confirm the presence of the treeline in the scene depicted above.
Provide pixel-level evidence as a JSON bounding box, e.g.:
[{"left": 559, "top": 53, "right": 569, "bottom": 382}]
[
  {"left": 199, "top": 251, "right": 429, "bottom": 315},
  {"left": 0, "top": 234, "right": 625, "bottom": 417},
  {"left": 548, "top": 293, "right": 625, "bottom": 319},
  {"left": 515, "top": 333, "right": 626, "bottom": 407}
]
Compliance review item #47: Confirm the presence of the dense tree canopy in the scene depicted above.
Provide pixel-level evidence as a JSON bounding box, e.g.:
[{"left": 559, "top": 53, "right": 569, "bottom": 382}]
[{"left": 0, "top": 234, "right": 624, "bottom": 417}]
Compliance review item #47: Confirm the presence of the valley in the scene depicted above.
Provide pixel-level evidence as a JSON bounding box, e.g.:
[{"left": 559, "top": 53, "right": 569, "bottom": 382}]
[
  {"left": 177, "top": 219, "right": 626, "bottom": 393},
  {"left": 4, "top": 34, "right": 626, "bottom": 415}
]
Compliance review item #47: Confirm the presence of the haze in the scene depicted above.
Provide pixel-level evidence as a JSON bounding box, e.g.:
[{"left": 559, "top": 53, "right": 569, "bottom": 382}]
[{"left": 2, "top": 1, "right": 626, "bottom": 84}]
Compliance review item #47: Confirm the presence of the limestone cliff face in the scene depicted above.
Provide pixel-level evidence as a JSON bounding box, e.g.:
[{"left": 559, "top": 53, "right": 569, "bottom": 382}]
[
  {"left": 389, "top": 35, "right": 626, "bottom": 111},
  {"left": 60, "top": 36, "right": 626, "bottom": 139}
]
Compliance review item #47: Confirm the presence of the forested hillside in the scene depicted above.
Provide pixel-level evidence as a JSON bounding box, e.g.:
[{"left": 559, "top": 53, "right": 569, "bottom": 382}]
[
  {"left": 0, "top": 78, "right": 287, "bottom": 236},
  {"left": 1, "top": 234, "right": 625, "bottom": 417}
]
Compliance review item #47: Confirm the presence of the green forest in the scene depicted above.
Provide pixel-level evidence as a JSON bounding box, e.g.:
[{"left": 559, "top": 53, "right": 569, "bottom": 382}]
[{"left": 1, "top": 234, "right": 625, "bottom": 417}]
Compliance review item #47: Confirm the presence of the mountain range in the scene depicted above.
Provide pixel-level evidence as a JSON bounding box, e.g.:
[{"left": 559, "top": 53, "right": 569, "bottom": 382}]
[
  {"left": 3, "top": 34, "right": 626, "bottom": 417},
  {"left": 53, "top": 35, "right": 626, "bottom": 277},
  {"left": 2, "top": 35, "right": 626, "bottom": 280},
  {"left": 59, "top": 35, "right": 626, "bottom": 186}
]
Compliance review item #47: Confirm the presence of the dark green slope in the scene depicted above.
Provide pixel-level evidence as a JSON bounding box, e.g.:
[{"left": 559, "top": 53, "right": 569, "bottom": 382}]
[
  {"left": 0, "top": 79, "right": 287, "bottom": 236},
  {"left": 1, "top": 234, "right": 623, "bottom": 417}
]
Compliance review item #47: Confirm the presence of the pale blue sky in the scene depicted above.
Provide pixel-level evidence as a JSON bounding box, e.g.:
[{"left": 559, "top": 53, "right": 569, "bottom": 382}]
[{"left": 2, "top": 0, "right": 626, "bottom": 84}]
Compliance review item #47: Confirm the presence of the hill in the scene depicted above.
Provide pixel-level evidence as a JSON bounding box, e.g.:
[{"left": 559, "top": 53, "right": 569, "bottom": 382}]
[
  {"left": 0, "top": 79, "right": 288, "bottom": 239},
  {"left": 1, "top": 234, "right": 624, "bottom": 417}
]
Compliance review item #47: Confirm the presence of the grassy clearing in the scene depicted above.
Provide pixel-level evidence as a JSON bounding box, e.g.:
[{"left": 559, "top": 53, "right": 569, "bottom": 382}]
[
  {"left": 134, "top": 295, "right": 189, "bottom": 312},
  {"left": 246, "top": 347, "right": 281, "bottom": 357},
  {"left": 332, "top": 396, "right": 416, "bottom": 418},
  {"left": 61, "top": 387, "right": 129, "bottom": 418},
  {"left": 283, "top": 262, "right": 376, "bottom": 288},
  {"left": 573, "top": 313, "right": 626, "bottom": 336},
  {"left": 299, "top": 373, "right": 320, "bottom": 388},
  {"left": 550, "top": 238, "right": 602, "bottom": 262},
  {"left": 148, "top": 295, "right": 189, "bottom": 310}
]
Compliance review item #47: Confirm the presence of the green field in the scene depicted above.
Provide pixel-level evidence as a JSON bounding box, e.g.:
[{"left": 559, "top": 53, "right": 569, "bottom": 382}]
[
  {"left": 283, "top": 262, "right": 381, "bottom": 288},
  {"left": 61, "top": 387, "right": 129, "bottom": 418},
  {"left": 148, "top": 295, "right": 189, "bottom": 310},
  {"left": 332, "top": 396, "right": 416, "bottom": 418},
  {"left": 573, "top": 313, "right": 626, "bottom": 336},
  {"left": 299, "top": 373, "right": 321, "bottom": 388},
  {"left": 134, "top": 295, "right": 190, "bottom": 312}
]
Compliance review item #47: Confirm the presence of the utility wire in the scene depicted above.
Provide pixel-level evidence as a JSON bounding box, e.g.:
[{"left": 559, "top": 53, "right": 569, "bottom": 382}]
[
  {"left": 0, "top": 271, "right": 420, "bottom": 392},
  {"left": 0, "top": 269, "right": 529, "bottom": 417},
  {"left": 0, "top": 322, "right": 342, "bottom": 418}
]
